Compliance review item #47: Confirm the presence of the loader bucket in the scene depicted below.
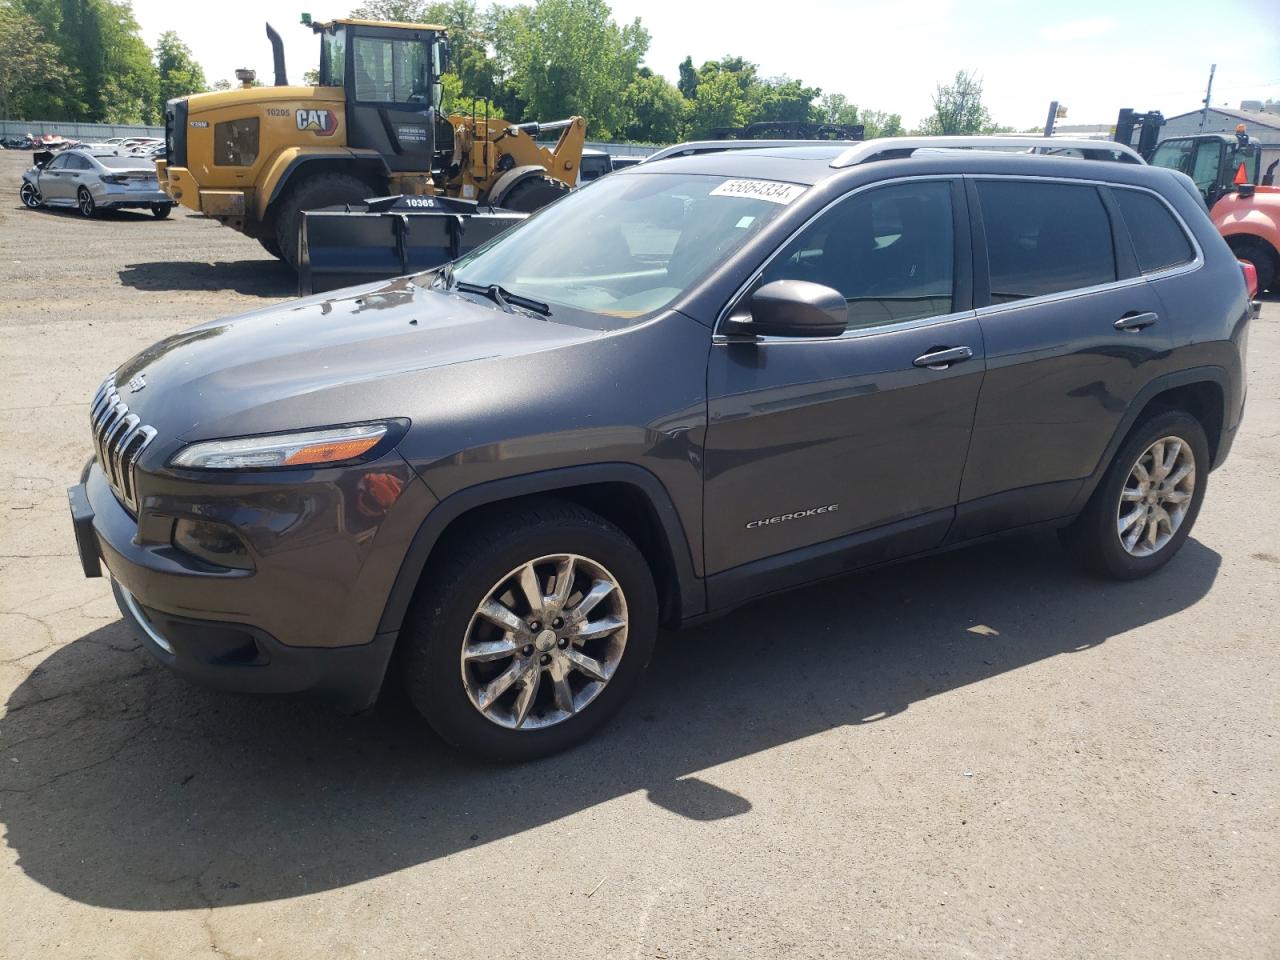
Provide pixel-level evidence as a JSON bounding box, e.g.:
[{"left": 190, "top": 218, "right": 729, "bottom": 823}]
[{"left": 298, "top": 195, "right": 528, "bottom": 295}]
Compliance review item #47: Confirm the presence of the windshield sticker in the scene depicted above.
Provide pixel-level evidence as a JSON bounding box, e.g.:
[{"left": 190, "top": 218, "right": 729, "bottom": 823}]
[{"left": 711, "top": 179, "right": 807, "bottom": 205}]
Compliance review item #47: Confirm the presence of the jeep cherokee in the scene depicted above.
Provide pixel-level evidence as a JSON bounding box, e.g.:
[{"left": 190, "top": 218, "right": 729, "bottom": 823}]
[{"left": 68, "top": 137, "right": 1252, "bottom": 760}]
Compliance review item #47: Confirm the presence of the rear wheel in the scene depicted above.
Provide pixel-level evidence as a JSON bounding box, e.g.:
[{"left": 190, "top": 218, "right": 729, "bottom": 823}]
[
  {"left": 400, "top": 500, "right": 658, "bottom": 761},
  {"left": 151, "top": 203, "right": 173, "bottom": 219},
  {"left": 19, "top": 181, "right": 41, "bottom": 208},
  {"left": 1230, "top": 236, "right": 1277, "bottom": 294},
  {"left": 257, "top": 235, "right": 284, "bottom": 260},
  {"left": 1060, "top": 410, "right": 1209, "bottom": 579},
  {"left": 272, "top": 171, "right": 374, "bottom": 269},
  {"left": 77, "top": 187, "right": 96, "bottom": 218},
  {"left": 496, "top": 174, "right": 570, "bottom": 213}
]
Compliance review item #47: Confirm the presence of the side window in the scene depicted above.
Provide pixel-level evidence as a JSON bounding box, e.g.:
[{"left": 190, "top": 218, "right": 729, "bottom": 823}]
[
  {"left": 1150, "top": 140, "right": 1193, "bottom": 175},
  {"left": 1191, "top": 141, "right": 1223, "bottom": 195},
  {"left": 351, "top": 37, "right": 428, "bottom": 103},
  {"left": 64, "top": 154, "right": 88, "bottom": 170},
  {"left": 976, "top": 180, "right": 1116, "bottom": 302},
  {"left": 1113, "top": 189, "right": 1195, "bottom": 274},
  {"left": 760, "top": 180, "right": 955, "bottom": 330}
]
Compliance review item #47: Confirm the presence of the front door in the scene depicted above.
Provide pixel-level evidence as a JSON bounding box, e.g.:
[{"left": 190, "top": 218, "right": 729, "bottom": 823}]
[
  {"left": 38, "top": 153, "right": 72, "bottom": 202},
  {"left": 344, "top": 26, "right": 439, "bottom": 173},
  {"left": 703, "top": 178, "right": 984, "bottom": 601}
]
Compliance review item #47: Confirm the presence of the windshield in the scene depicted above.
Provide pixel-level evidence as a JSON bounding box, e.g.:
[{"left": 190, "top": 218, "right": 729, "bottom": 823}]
[{"left": 448, "top": 172, "right": 802, "bottom": 324}]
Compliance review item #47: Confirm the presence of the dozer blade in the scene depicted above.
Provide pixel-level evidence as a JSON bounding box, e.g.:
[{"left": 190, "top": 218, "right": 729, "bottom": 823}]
[{"left": 298, "top": 195, "right": 528, "bottom": 295}]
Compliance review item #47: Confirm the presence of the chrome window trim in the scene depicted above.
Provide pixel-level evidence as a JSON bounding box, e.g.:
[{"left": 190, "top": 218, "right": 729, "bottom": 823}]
[
  {"left": 968, "top": 174, "right": 1205, "bottom": 318},
  {"left": 712, "top": 174, "right": 965, "bottom": 344}
]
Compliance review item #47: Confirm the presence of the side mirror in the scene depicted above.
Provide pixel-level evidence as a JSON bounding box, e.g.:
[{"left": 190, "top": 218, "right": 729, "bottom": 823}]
[{"left": 729, "top": 279, "right": 847, "bottom": 338}]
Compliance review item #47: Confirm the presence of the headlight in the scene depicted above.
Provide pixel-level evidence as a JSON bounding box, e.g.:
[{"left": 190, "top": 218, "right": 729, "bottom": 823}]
[{"left": 170, "top": 423, "right": 392, "bottom": 470}]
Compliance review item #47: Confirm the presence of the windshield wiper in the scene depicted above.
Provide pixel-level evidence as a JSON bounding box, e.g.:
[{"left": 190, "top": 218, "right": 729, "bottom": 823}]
[{"left": 455, "top": 280, "right": 551, "bottom": 317}]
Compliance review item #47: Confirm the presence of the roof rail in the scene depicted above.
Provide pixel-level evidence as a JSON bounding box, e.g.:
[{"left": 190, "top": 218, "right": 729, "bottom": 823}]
[
  {"left": 641, "top": 139, "right": 862, "bottom": 165},
  {"left": 829, "top": 136, "right": 1146, "bottom": 168}
]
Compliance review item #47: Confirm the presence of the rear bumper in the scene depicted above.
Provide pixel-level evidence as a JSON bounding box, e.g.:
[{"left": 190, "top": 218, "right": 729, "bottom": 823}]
[{"left": 95, "top": 185, "right": 170, "bottom": 208}]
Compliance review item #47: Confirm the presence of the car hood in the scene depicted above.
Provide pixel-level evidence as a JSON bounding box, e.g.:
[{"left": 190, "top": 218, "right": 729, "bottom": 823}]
[{"left": 111, "top": 275, "right": 602, "bottom": 446}]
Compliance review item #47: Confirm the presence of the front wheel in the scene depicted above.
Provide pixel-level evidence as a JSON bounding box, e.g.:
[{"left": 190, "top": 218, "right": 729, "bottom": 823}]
[
  {"left": 151, "top": 203, "right": 173, "bottom": 219},
  {"left": 77, "top": 187, "right": 96, "bottom": 218},
  {"left": 1060, "top": 410, "right": 1209, "bottom": 579},
  {"left": 272, "top": 172, "right": 373, "bottom": 269},
  {"left": 19, "top": 181, "right": 41, "bottom": 208},
  {"left": 400, "top": 500, "right": 658, "bottom": 761}
]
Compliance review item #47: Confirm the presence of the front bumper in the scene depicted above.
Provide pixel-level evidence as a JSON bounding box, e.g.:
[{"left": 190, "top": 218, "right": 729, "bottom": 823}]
[
  {"left": 68, "top": 455, "right": 429, "bottom": 709},
  {"left": 110, "top": 578, "right": 396, "bottom": 710}
]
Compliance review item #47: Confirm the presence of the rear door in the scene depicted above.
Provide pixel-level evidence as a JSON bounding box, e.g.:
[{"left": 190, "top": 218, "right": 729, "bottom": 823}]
[
  {"left": 704, "top": 178, "right": 985, "bottom": 599},
  {"left": 954, "top": 176, "right": 1170, "bottom": 540}
]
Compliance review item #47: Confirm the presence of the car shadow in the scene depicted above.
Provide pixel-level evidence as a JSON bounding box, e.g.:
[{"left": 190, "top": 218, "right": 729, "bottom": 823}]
[
  {"left": 117, "top": 259, "right": 297, "bottom": 297},
  {"left": 0, "top": 531, "right": 1221, "bottom": 910}
]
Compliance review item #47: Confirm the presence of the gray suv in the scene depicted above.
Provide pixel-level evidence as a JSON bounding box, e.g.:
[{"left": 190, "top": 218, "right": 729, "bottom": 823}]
[{"left": 68, "top": 137, "right": 1252, "bottom": 760}]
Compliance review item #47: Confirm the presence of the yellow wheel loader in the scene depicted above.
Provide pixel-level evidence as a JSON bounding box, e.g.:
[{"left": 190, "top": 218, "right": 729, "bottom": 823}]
[{"left": 156, "top": 17, "right": 585, "bottom": 277}]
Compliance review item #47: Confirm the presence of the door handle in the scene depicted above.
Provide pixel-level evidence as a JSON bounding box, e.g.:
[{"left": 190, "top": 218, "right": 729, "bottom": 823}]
[
  {"left": 913, "top": 345, "right": 974, "bottom": 369},
  {"left": 1114, "top": 311, "right": 1158, "bottom": 332}
]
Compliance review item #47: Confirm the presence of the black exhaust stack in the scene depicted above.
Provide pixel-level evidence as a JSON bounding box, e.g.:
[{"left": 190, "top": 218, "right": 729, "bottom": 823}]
[{"left": 266, "top": 23, "right": 288, "bottom": 86}]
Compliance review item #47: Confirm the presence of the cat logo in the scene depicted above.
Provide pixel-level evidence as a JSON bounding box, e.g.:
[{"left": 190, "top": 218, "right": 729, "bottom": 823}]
[{"left": 295, "top": 108, "right": 338, "bottom": 136}]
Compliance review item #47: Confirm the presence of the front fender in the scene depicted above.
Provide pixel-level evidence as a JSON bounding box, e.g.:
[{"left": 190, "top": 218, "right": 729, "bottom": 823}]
[
  {"left": 257, "top": 146, "right": 389, "bottom": 220},
  {"left": 377, "top": 463, "right": 705, "bottom": 635}
]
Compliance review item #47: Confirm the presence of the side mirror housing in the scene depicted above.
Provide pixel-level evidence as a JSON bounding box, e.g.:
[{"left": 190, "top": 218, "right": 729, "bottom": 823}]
[{"left": 729, "top": 279, "right": 847, "bottom": 338}]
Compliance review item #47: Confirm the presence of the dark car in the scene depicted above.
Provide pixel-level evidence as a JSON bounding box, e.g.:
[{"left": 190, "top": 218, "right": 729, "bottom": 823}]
[{"left": 69, "top": 137, "right": 1251, "bottom": 760}]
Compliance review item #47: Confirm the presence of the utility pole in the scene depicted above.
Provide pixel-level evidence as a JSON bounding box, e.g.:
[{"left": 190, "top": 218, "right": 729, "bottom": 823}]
[{"left": 1200, "top": 64, "right": 1216, "bottom": 132}]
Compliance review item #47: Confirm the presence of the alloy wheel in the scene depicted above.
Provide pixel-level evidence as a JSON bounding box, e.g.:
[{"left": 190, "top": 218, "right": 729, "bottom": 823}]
[
  {"left": 78, "top": 188, "right": 94, "bottom": 217},
  {"left": 1116, "top": 435, "right": 1195, "bottom": 557},
  {"left": 20, "top": 182, "right": 41, "bottom": 208},
  {"left": 460, "top": 553, "right": 628, "bottom": 730}
]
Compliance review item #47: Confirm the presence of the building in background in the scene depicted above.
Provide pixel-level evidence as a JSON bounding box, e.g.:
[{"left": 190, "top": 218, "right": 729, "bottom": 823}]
[{"left": 1161, "top": 102, "right": 1280, "bottom": 178}]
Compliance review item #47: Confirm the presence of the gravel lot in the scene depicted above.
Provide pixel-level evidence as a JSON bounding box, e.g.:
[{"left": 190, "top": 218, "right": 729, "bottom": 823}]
[{"left": 0, "top": 148, "right": 1277, "bottom": 960}]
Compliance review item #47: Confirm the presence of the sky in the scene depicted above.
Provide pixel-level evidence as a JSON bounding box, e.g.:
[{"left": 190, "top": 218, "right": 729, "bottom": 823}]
[{"left": 130, "top": 0, "right": 1280, "bottom": 130}]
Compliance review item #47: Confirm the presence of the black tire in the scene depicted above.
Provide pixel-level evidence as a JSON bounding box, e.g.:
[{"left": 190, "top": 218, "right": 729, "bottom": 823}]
[
  {"left": 1060, "top": 409, "right": 1210, "bottom": 580},
  {"left": 400, "top": 499, "right": 658, "bottom": 762},
  {"left": 257, "top": 235, "right": 284, "bottom": 260},
  {"left": 496, "top": 174, "right": 570, "bottom": 213},
  {"left": 19, "top": 181, "right": 41, "bottom": 208},
  {"left": 272, "top": 171, "right": 373, "bottom": 269},
  {"left": 77, "top": 187, "right": 96, "bottom": 218},
  {"left": 151, "top": 203, "right": 173, "bottom": 219},
  {"left": 1230, "top": 236, "right": 1277, "bottom": 295}
]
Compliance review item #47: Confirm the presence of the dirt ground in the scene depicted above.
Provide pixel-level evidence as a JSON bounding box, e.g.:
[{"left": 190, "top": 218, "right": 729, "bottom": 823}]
[{"left": 0, "top": 148, "right": 1277, "bottom": 960}]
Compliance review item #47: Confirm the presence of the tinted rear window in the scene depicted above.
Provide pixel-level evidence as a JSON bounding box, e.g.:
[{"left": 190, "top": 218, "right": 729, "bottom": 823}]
[
  {"left": 977, "top": 180, "right": 1117, "bottom": 303},
  {"left": 1113, "top": 188, "right": 1194, "bottom": 274}
]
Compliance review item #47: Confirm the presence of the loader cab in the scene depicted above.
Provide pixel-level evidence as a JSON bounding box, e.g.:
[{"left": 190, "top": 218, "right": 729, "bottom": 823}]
[
  {"left": 1149, "top": 132, "right": 1261, "bottom": 206},
  {"left": 314, "top": 18, "right": 447, "bottom": 173}
]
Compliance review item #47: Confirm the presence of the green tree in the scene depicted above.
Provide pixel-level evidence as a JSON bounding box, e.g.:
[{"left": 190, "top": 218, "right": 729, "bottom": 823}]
[
  {"left": 13, "top": 0, "right": 158, "bottom": 122},
  {"left": 684, "top": 68, "right": 747, "bottom": 138},
  {"left": 859, "top": 108, "right": 903, "bottom": 138},
  {"left": 919, "top": 69, "right": 990, "bottom": 135},
  {"left": 501, "top": 0, "right": 649, "bottom": 138},
  {"left": 815, "top": 93, "right": 859, "bottom": 127},
  {"left": 749, "top": 75, "right": 820, "bottom": 125},
  {"left": 154, "top": 31, "right": 206, "bottom": 106},
  {"left": 619, "top": 67, "right": 684, "bottom": 143},
  {"left": 0, "top": 2, "right": 72, "bottom": 119},
  {"left": 676, "top": 54, "right": 697, "bottom": 99}
]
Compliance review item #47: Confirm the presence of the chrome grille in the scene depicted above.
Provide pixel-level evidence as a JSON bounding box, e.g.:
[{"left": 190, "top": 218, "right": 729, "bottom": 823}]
[{"left": 90, "top": 376, "right": 157, "bottom": 513}]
